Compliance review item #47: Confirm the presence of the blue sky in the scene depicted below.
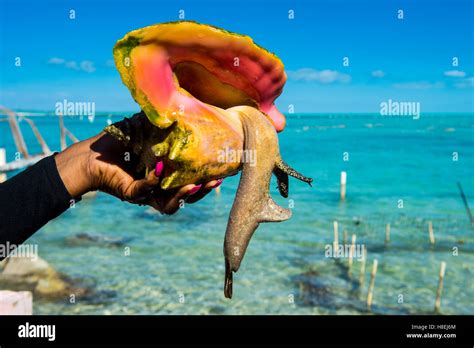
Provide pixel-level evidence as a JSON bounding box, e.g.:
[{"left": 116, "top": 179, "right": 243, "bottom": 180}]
[{"left": 1, "top": 0, "right": 473, "bottom": 112}]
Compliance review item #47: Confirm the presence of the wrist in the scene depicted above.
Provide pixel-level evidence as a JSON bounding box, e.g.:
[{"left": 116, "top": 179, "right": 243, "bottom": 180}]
[{"left": 55, "top": 136, "right": 98, "bottom": 198}]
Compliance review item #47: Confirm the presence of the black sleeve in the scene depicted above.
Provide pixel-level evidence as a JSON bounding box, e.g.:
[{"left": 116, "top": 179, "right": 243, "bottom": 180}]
[{"left": 0, "top": 154, "right": 79, "bottom": 260}]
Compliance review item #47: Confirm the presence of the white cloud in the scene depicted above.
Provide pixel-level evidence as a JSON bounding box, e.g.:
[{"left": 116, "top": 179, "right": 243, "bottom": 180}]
[
  {"left": 65, "top": 61, "right": 79, "bottom": 70},
  {"left": 444, "top": 70, "right": 466, "bottom": 77},
  {"left": 48, "top": 57, "right": 65, "bottom": 65},
  {"left": 287, "top": 68, "right": 351, "bottom": 84},
  {"left": 80, "top": 61, "right": 96, "bottom": 73},
  {"left": 371, "top": 70, "right": 385, "bottom": 78},
  {"left": 392, "top": 81, "right": 444, "bottom": 90},
  {"left": 47, "top": 57, "right": 96, "bottom": 73},
  {"left": 454, "top": 77, "right": 474, "bottom": 88}
]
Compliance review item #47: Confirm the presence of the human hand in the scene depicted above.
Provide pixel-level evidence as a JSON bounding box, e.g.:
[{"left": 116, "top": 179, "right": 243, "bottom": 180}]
[{"left": 55, "top": 132, "right": 222, "bottom": 214}]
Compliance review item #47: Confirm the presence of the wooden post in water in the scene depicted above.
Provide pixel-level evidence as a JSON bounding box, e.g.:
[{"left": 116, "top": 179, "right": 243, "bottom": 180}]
[
  {"left": 457, "top": 181, "right": 474, "bottom": 228},
  {"left": 367, "top": 259, "right": 378, "bottom": 311},
  {"left": 428, "top": 221, "right": 435, "bottom": 245},
  {"left": 0, "top": 148, "right": 6, "bottom": 183},
  {"left": 348, "top": 234, "right": 357, "bottom": 274},
  {"left": 23, "top": 118, "right": 51, "bottom": 155},
  {"left": 434, "top": 261, "right": 446, "bottom": 313},
  {"left": 340, "top": 171, "right": 347, "bottom": 201},
  {"left": 359, "top": 248, "right": 367, "bottom": 286},
  {"left": 64, "top": 128, "right": 79, "bottom": 144},
  {"left": 58, "top": 112, "right": 67, "bottom": 151},
  {"left": 343, "top": 230, "right": 348, "bottom": 246},
  {"left": 333, "top": 221, "right": 339, "bottom": 254},
  {"left": 385, "top": 223, "right": 391, "bottom": 244},
  {"left": 2, "top": 107, "right": 29, "bottom": 159}
]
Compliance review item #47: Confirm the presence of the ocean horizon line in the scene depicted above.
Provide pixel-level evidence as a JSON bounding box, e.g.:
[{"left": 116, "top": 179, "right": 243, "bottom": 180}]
[{"left": 1, "top": 109, "right": 473, "bottom": 117}]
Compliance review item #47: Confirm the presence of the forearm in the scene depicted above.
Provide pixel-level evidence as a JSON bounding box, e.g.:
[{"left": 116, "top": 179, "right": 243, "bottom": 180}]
[
  {"left": 0, "top": 155, "right": 75, "bottom": 259},
  {"left": 0, "top": 135, "right": 100, "bottom": 259}
]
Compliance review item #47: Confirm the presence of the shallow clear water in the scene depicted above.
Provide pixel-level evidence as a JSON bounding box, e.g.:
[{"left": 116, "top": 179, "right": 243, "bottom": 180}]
[{"left": 1, "top": 112, "right": 473, "bottom": 314}]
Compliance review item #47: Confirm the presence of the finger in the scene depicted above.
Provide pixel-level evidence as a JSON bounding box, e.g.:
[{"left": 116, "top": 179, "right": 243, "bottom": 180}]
[
  {"left": 123, "top": 168, "right": 161, "bottom": 202},
  {"left": 204, "top": 179, "right": 223, "bottom": 190},
  {"left": 147, "top": 196, "right": 164, "bottom": 212},
  {"left": 185, "top": 187, "right": 211, "bottom": 204},
  {"left": 185, "top": 179, "right": 221, "bottom": 204},
  {"left": 123, "top": 161, "right": 163, "bottom": 202},
  {"left": 161, "top": 184, "right": 200, "bottom": 215}
]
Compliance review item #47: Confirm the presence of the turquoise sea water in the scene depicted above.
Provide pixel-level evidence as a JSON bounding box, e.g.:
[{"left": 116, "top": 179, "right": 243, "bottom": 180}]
[{"left": 1, "top": 112, "right": 473, "bottom": 314}]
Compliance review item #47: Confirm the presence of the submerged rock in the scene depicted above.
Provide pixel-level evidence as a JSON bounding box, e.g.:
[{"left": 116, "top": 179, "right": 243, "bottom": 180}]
[
  {"left": 0, "top": 256, "right": 90, "bottom": 300},
  {"left": 294, "top": 270, "right": 336, "bottom": 308},
  {"left": 65, "top": 233, "right": 132, "bottom": 248}
]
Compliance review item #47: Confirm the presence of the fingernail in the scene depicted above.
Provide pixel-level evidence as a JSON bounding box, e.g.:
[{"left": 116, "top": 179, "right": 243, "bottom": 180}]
[
  {"left": 188, "top": 184, "right": 202, "bottom": 195},
  {"left": 154, "top": 161, "right": 164, "bottom": 177},
  {"left": 210, "top": 178, "right": 223, "bottom": 189}
]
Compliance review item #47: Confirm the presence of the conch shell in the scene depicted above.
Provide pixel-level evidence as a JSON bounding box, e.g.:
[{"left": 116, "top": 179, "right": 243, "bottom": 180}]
[
  {"left": 104, "top": 21, "right": 312, "bottom": 298},
  {"left": 107, "top": 21, "right": 287, "bottom": 189}
]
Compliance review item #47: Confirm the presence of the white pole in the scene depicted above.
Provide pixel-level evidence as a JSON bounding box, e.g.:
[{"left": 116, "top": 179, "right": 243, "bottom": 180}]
[
  {"left": 0, "top": 148, "right": 6, "bottom": 183},
  {"left": 428, "top": 221, "right": 435, "bottom": 245},
  {"left": 340, "top": 171, "right": 347, "bottom": 201},
  {"left": 385, "top": 223, "right": 391, "bottom": 244},
  {"left": 333, "top": 221, "right": 339, "bottom": 255},
  {"left": 367, "top": 259, "right": 379, "bottom": 311},
  {"left": 359, "top": 248, "right": 367, "bottom": 285},
  {"left": 434, "top": 261, "right": 446, "bottom": 313},
  {"left": 348, "top": 234, "right": 357, "bottom": 273}
]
